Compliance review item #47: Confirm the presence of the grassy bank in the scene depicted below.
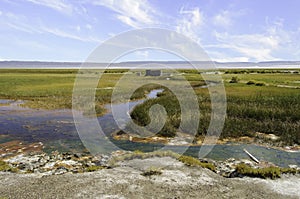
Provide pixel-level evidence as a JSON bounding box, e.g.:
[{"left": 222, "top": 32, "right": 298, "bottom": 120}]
[{"left": 131, "top": 70, "right": 300, "bottom": 145}]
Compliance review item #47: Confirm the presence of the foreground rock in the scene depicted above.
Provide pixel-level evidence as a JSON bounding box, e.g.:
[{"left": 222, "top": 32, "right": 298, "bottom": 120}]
[
  {"left": 2, "top": 151, "right": 110, "bottom": 175},
  {"left": 1, "top": 150, "right": 299, "bottom": 178},
  {"left": 0, "top": 157, "right": 299, "bottom": 199}
]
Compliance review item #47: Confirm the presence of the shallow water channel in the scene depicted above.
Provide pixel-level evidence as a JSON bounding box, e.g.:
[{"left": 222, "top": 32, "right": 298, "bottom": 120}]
[{"left": 0, "top": 90, "right": 299, "bottom": 167}]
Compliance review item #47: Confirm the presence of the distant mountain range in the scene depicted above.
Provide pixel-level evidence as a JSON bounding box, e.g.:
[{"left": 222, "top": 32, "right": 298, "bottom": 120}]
[{"left": 0, "top": 61, "right": 300, "bottom": 69}]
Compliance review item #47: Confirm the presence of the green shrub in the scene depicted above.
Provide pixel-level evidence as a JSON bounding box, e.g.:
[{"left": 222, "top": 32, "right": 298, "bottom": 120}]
[
  {"left": 141, "top": 167, "right": 162, "bottom": 176},
  {"left": 246, "top": 81, "right": 256, "bottom": 85},
  {"left": 280, "top": 168, "right": 298, "bottom": 175},
  {"left": 0, "top": 160, "right": 18, "bottom": 172},
  {"left": 133, "top": 150, "right": 144, "bottom": 154},
  {"left": 229, "top": 76, "right": 239, "bottom": 83},
  {"left": 235, "top": 164, "right": 281, "bottom": 179},
  {"left": 0, "top": 160, "right": 10, "bottom": 171},
  {"left": 84, "top": 165, "right": 105, "bottom": 172},
  {"left": 177, "top": 155, "right": 216, "bottom": 172},
  {"left": 255, "top": 82, "right": 265, "bottom": 86}
]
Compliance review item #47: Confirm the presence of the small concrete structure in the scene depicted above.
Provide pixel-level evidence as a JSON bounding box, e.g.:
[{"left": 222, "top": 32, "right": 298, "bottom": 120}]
[{"left": 145, "top": 70, "right": 161, "bottom": 76}]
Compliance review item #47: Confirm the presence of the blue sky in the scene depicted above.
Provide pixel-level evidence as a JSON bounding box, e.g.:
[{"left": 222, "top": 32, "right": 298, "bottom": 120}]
[{"left": 0, "top": 0, "right": 300, "bottom": 62}]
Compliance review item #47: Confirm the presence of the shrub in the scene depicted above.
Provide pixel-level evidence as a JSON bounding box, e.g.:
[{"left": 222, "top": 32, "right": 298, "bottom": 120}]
[
  {"left": 84, "top": 165, "right": 105, "bottom": 172},
  {"left": 255, "top": 82, "right": 265, "bottom": 86},
  {"left": 177, "top": 155, "right": 216, "bottom": 172},
  {"left": 280, "top": 168, "right": 298, "bottom": 175},
  {"left": 229, "top": 76, "right": 239, "bottom": 83},
  {"left": 141, "top": 166, "right": 163, "bottom": 176},
  {"left": 246, "top": 81, "right": 256, "bottom": 85},
  {"left": 0, "top": 160, "right": 18, "bottom": 172},
  {"left": 0, "top": 160, "right": 11, "bottom": 171},
  {"left": 235, "top": 164, "right": 281, "bottom": 179}
]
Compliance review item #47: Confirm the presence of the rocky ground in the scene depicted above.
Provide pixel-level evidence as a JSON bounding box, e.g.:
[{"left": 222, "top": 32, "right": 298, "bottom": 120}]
[
  {"left": 0, "top": 155, "right": 299, "bottom": 199},
  {"left": 1, "top": 151, "right": 110, "bottom": 175},
  {"left": 113, "top": 131, "right": 300, "bottom": 152},
  {"left": 2, "top": 150, "right": 298, "bottom": 176}
]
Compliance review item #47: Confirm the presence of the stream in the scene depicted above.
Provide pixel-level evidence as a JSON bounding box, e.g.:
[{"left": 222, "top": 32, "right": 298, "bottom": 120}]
[{"left": 0, "top": 90, "right": 299, "bottom": 167}]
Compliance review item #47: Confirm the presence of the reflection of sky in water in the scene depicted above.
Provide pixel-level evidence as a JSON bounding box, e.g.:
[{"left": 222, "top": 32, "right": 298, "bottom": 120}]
[
  {"left": 0, "top": 92, "right": 299, "bottom": 167},
  {"left": 0, "top": 99, "right": 14, "bottom": 104}
]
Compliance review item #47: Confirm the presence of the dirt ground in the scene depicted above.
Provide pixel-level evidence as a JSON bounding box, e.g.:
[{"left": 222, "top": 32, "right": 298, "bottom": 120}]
[{"left": 0, "top": 157, "right": 299, "bottom": 199}]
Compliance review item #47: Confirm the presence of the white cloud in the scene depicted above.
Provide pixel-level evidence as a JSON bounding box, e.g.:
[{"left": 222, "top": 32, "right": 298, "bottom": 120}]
[
  {"left": 85, "top": 24, "right": 92, "bottom": 30},
  {"left": 176, "top": 7, "right": 204, "bottom": 43},
  {"left": 213, "top": 10, "right": 232, "bottom": 28},
  {"left": 76, "top": 25, "right": 81, "bottom": 32},
  {"left": 91, "top": 0, "right": 157, "bottom": 28},
  {"left": 0, "top": 10, "right": 102, "bottom": 43},
  {"left": 5, "top": 22, "right": 36, "bottom": 33},
  {"left": 135, "top": 50, "right": 149, "bottom": 60},
  {"left": 211, "top": 31, "right": 280, "bottom": 61},
  {"left": 267, "top": 22, "right": 300, "bottom": 60},
  {"left": 116, "top": 15, "right": 140, "bottom": 28},
  {"left": 217, "top": 57, "right": 249, "bottom": 63},
  {"left": 41, "top": 26, "right": 102, "bottom": 42},
  {"left": 0, "top": 11, "right": 42, "bottom": 34},
  {"left": 207, "top": 50, "right": 249, "bottom": 62},
  {"left": 205, "top": 18, "right": 300, "bottom": 62},
  {"left": 25, "top": 0, "right": 74, "bottom": 15},
  {"left": 212, "top": 9, "right": 246, "bottom": 28}
]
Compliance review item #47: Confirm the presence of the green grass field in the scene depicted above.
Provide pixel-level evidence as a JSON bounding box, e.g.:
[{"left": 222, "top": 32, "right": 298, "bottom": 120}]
[
  {"left": 0, "top": 69, "right": 299, "bottom": 145},
  {"left": 132, "top": 69, "right": 300, "bottom": 145},
  {"left": 0, "top": 69, "right": 129, "bottom": 114}
]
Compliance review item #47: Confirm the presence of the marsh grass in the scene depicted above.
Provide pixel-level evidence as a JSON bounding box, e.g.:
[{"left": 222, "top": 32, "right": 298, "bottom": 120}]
[
  {"left": 1, "top": 69, "right": 299, "bottom": 144},
  {"left": 131, "top": 90, "right": 181, "bottom": 137},
  {"left": 131, "top": 71, "right": 300, "bottom": 145},
  {"left": 235, "top": 163, "right": 299, "bottom": 179},
  {"left": 130, "top": 84, "right": 163, "bottom": 100}
]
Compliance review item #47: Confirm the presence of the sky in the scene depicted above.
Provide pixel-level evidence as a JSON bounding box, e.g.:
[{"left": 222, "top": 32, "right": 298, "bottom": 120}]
[{"left": 0, "top": 0, "right": 300, "bottom": 62}]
